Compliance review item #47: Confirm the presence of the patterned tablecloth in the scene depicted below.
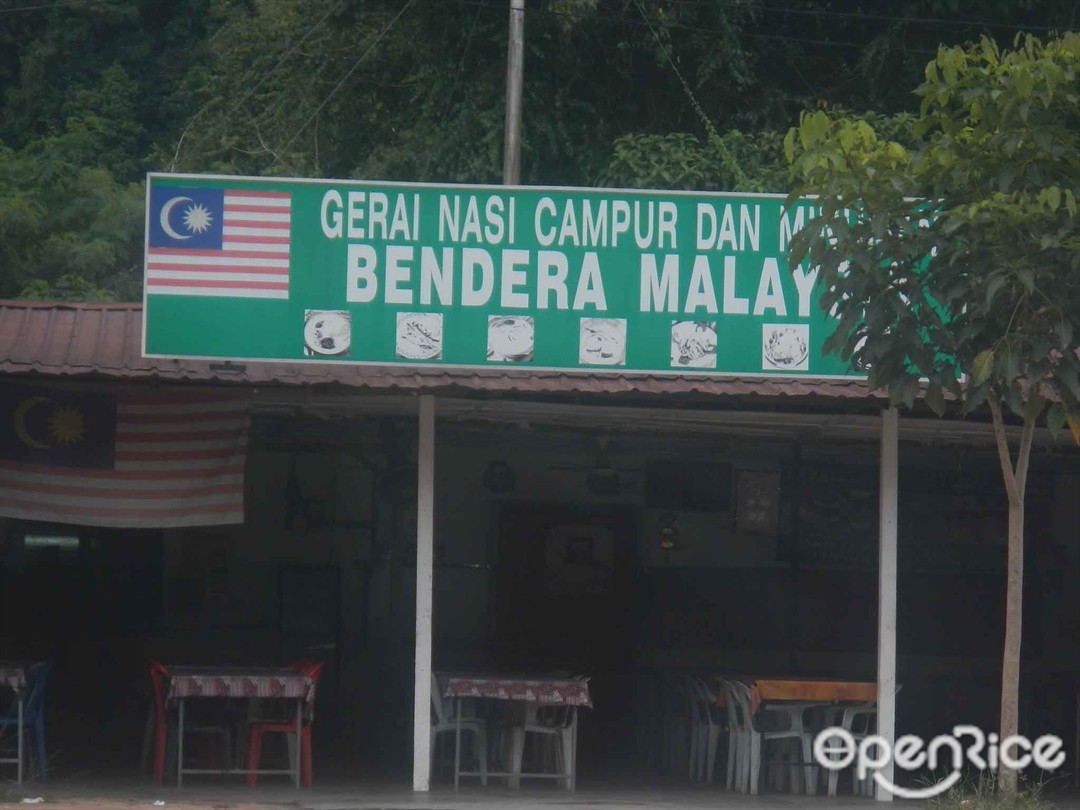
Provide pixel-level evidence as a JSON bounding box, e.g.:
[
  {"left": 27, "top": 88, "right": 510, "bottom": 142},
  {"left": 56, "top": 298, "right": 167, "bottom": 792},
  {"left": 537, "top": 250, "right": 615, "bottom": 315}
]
[
  {"left": 166, "top": 666, "right": 314, "bottom": 706},
  {"left": 0, "top": 661, "right": 35, "bottom": 693},
  {"left": 443, "top": 674, "right": 592, "bottom": 708}
]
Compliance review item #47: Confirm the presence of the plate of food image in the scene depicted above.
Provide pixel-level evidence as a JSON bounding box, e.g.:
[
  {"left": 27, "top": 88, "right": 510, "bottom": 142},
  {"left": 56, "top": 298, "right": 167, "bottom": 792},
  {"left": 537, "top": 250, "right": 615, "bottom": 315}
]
[
  {"left": 579, "top": 318, "right": 627, "bottom": 366},
  {"left": 762, "top": 324, "right": 809, "bottom": 370},
  {"left": 670, "top": 321, "right": 717, "bottom": 368},
  {"left": 487, "top": 316, "right": 535, "bottom": 362},
  {"left": 303, "top": 310, "right": 351, "bottom": 356},
  {"left": 396, "top": 312, "right": 443, "bottom": 360}
]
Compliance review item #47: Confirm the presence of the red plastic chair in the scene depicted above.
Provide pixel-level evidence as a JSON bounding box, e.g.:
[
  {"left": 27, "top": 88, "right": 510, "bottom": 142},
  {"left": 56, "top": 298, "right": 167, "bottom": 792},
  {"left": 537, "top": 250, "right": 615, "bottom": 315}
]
[
  {"left": 148, "top": 659, "right": 231, "bottom": 784},
  {"left": 245, "top": 660, "right": 324, "bottom": 787}
]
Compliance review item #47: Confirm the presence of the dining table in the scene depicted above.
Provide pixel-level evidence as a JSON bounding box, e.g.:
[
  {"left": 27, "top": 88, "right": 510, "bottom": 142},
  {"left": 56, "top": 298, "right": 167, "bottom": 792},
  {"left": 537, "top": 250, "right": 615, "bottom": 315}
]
[
  {"left": 0, "top": 661, "right": 36, "bottom": 784},
  {"left": 165, "top": 665, "right": 314, "bottom": 788},
  {"left": 715, "top": 675, "right": 877, "bottom": 715},
  {"left": 743, "top": 677, "right": 877, "bottom": 716},
  {"left": 441, "top": 673, "right": 593, "bottom": 790}
]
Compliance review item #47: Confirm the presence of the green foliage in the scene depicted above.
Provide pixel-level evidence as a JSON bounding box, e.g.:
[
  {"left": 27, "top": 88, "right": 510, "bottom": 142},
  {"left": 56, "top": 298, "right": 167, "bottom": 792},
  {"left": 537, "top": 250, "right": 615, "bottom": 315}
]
[
  {"left": 1, "top": 0, "right": 1075, "bottom": 300},
  {"left": 0, "top": 141, "right": 144, "bottom": 301},
  {"left": 786, "top": 33, "right": 1080, "bottom": 430},
  {"left": 602, "top": 129, "right": 790, "bottom": 192},
  {"left": 928, "top": 769, "right": 1052, "bottom": 810}
]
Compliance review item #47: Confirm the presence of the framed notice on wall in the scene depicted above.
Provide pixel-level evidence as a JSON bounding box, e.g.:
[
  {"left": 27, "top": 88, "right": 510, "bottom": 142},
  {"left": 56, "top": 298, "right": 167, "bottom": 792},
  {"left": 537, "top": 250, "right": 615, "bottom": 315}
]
[
  {"left": 543, "top": 523, "right": 615, "bottom": 598},
  {"left": 736, "top": 469, "right": 779, "bottom": 534}
]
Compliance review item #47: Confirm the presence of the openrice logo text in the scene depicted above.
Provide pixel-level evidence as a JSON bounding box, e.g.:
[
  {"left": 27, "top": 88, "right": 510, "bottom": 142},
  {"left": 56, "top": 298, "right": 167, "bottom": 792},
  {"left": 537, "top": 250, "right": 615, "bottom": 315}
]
[{"left": 813, "top": 726, "right": 1066, "bottom": 799}]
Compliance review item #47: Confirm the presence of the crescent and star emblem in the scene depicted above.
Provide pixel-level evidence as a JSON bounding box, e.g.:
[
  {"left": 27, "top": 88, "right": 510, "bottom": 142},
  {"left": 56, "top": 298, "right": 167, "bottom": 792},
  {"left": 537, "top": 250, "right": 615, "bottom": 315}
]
[
  {"left": 160, "top": 195, "right": 194, "bottom": 240},
  {"left": 13, "top": 396, "right": 54, "bottom": 449}
]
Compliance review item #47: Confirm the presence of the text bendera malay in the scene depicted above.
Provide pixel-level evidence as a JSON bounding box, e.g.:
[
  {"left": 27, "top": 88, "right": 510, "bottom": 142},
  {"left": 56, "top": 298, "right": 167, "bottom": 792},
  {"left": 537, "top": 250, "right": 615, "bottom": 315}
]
[{"left": 320, "top": 190, "right": 819, "bottom": 317}]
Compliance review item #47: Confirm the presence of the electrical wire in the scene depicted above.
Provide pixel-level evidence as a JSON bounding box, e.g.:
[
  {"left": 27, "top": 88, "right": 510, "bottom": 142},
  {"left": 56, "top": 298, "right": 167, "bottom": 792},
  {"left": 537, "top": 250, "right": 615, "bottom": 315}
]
[
  {"left": 629, "top": 0, "right": 719, "bottom": 137},
  {"left": 442, "top": 0, "right": 1054, "bottom": 55},
  {"left": 662, "top": 0, "right": 1063, "bottom": 33},
  {"left": 266, "top": 0, "right": 419, "bottom": 172},
  {"left": 0, "top": 0, "right": 112, "bottom": 13},
  {"left": 178, "top": 0, "right": 347, "bottom": 169},
  {"left": 422, "top": 0, "right": 489, "bottom": 177}
]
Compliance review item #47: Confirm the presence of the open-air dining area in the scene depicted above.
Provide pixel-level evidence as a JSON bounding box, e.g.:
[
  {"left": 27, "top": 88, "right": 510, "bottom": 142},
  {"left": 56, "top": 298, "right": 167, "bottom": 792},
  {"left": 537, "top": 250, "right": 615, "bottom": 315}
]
[{"left": 1, "top": 300, "right": 1079, "bottom": 809}]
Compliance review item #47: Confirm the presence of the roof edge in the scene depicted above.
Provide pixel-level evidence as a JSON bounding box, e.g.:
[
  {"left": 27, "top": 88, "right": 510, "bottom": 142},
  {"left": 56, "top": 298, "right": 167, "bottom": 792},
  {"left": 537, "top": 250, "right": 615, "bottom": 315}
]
[{"left": 0, "top": 298, "right": 142, "bottom": 311}]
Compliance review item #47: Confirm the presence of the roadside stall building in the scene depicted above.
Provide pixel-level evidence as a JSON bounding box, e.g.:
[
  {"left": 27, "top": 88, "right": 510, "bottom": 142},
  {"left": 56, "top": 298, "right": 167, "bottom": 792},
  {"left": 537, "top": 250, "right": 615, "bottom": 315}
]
[{"left": 1, "top": 177, "right": 1077, "bottom": 797}]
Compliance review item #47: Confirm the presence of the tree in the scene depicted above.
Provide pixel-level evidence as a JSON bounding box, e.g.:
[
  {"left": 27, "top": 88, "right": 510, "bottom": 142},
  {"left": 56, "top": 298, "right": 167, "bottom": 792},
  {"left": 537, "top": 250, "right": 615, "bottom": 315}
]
[{"left": 785, "top": 32, "right": 1080, "bottom": 793}]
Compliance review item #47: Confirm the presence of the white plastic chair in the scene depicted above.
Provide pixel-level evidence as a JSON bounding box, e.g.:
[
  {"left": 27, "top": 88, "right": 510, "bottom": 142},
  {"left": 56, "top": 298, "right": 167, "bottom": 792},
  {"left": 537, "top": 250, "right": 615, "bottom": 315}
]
[
  {"left": 821, "top": 703, "right": 878, "bottom": 797},
  {"left": 506, "top": 703, "right": 578, "bottom": 790},
  {"left": 685, "top": 676, "right": 724, "bottom": 783},
  {"left": 659, "top": 672, "right": 691, "bottom": 778},
  {"left": 802, "top": 702, "right": 847, "bottom": 795},
  {"left": 817, "top": 685, "right": 902, "bottom": 797},
  {"left": 507, "top": 674, "right": 588, "bottom": 790},
  {"left": 721, "top": 679, "right": 815, "bottom": 794},
  {"left": 430, "top": 675, "right": 488, "bottom": 785}
]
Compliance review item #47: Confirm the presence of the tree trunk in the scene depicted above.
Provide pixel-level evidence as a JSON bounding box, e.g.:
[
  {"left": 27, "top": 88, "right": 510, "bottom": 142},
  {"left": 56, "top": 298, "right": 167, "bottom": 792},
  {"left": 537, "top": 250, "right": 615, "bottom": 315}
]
[
  {"left": 988, "top": 401, "right": 1036, "bottom": 795},
  {"left": 997, "top": 493, "right": 1024, "bottom": 794}
]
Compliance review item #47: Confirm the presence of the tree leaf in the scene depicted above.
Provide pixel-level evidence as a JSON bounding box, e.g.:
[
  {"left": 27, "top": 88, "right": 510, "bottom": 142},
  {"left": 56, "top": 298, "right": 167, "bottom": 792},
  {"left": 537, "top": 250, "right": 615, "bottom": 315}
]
[
  {"left": 985, "top": 273, "right": 1007, "bottom": 307},
  {"left": 1046, "top": 402, "right": 1066, "bottom": 434},
  {"left": 972, "top": 349, "right": 995, "bottom": 384},
  {"left": 1067, "top": 413, "right": 1080, "bottom": 447},
  {"left": 1023, "top": 393, "right": 1046, "bottom": 424},
  {"left": 924, "top": 384, "right": 947, "bottom": 416}
]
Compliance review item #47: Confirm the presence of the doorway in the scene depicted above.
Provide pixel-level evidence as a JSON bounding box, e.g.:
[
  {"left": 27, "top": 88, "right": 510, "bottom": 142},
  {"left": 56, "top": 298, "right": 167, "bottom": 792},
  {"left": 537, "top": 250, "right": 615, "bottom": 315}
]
[{"left": 494, "top": 502, "right": 639, "bottom": 779}]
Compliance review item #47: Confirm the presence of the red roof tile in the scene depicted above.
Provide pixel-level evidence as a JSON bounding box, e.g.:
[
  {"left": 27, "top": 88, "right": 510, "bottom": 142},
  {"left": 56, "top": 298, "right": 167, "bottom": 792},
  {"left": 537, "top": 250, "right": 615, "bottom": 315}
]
[{"left": 1, "top": 300, "right": 882, "bottom": 402}]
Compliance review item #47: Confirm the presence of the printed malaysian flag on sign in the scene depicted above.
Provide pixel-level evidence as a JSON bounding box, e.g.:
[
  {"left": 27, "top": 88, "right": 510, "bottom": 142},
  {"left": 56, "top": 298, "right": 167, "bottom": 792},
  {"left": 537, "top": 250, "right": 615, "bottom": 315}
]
[
  {"left": 0, "top": 384, "right": 251, "bottom": 528},
  {"left": 146, "top": 185, "right": 291, "bottom": 299}
]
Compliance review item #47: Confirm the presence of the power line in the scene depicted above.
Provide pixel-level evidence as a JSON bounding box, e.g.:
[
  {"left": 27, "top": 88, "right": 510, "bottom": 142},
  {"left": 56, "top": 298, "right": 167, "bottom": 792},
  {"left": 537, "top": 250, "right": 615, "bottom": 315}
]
[
  {"left": 0, "top": 0, "right": 112, "bottom": 13},
  {"left": 445, "top": 0, "right": 941, "bottom": 56},
  {"left": 663, "top": 0, "right": 1062, "bottom": 33},
  {"left": 423, "top": 0, "right": 488, "bottom": 177},
  {"left": 629, "top": 0, "right": 719, "bottom": 137},
  {"left": 178, "top": 0, "right": 347, "bottom": 169},
  {"left": 267, "top": 0, "right": 419, "bottom": 173}
]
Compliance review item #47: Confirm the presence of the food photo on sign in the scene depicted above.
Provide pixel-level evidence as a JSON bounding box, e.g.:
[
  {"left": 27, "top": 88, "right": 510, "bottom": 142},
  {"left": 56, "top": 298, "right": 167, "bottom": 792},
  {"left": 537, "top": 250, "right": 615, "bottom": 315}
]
[
  {"left": 579, "top": 318, "right": 627, "bottom": 366},
  {"left": 762, "top": 324, "right": 809, "bottom": 372},
  {"left": 487, "top": 315, "right": 535, "bottom": 362},
  {"left": 303, "top": 310, "right": 351, "bottom": 357},
  {"left": 670, "top": 321, "right": 718, "bottom": 369},
  {"left": 396, "top": 312, "right": 443, "bottom": 361}
]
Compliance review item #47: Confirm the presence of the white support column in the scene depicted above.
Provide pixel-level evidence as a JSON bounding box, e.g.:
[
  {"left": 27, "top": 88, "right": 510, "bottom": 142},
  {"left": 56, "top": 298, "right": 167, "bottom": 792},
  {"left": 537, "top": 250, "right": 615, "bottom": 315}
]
[
  {"left": 876, "top": 406, "right": 898, "bottom": 801},
  {"left": 412, "top": 395, "right": 436, "bottom": 791}
]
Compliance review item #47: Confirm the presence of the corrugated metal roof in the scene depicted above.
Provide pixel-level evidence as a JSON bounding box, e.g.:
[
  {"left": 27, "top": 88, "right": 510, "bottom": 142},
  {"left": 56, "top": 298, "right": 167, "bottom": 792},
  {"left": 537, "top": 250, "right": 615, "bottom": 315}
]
[{"left": 1, "top": 300, "right": 883, "bottom": 402}]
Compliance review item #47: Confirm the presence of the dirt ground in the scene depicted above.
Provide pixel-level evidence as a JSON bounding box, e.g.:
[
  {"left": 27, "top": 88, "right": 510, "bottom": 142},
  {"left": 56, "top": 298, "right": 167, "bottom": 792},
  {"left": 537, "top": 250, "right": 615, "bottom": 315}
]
[{"left": 0, "top": 803, "right": 286, "bottom": 810}]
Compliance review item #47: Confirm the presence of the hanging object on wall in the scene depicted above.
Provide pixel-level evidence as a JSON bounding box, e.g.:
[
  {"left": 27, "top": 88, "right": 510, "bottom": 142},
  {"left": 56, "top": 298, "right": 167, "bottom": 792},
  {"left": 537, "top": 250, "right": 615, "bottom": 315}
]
[
  {"left": 548, "top": 435, "right": 640, "bottom": 494},
  {"left": 586, "top": 437, "right": 620, "bottom": 496},
  {"left": 482, "top": 460, "right": 517, "bottom": 493},
  {"left": 736, "top": 469, "right": 779, "bottom": 534},
  {"left": 285, "top": 458, "right": 326, "bottom": 531},
  {"left": 657, "top": 512, "right": 681, "bottom": 550}
]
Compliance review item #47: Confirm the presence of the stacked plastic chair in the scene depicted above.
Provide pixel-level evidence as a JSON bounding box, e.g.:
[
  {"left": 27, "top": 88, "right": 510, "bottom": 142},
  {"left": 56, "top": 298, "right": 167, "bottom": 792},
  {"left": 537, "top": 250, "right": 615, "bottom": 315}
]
[
  {"left": 685, "top": 675, "right": 725, "bottom": 783},
  {"left": 719, "top": 678, "right": 813, "bottom": 795}
]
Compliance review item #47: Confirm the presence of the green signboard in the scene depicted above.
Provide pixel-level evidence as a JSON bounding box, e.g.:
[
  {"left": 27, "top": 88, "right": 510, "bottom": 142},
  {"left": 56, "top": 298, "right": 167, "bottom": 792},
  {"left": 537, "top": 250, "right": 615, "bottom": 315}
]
[{"left": 143, "top": 173, "right": 861, "bottom": 379}]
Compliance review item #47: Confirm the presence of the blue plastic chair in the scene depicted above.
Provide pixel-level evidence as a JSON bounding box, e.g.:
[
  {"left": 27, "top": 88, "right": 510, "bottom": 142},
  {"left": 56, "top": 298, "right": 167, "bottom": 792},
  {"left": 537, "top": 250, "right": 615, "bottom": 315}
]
[{"left": 0, "top": 662, "right": 51, "bottom": 781}]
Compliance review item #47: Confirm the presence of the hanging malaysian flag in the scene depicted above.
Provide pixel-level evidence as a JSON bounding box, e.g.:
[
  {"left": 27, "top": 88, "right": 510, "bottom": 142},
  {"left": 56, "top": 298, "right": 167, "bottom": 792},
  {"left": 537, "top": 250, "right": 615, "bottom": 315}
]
[
  {"left": 146, "top": 185, "right": 291, "bottom": 299},
  {"left": 0, "top": 384, "right": 250, "bottom": 528}
]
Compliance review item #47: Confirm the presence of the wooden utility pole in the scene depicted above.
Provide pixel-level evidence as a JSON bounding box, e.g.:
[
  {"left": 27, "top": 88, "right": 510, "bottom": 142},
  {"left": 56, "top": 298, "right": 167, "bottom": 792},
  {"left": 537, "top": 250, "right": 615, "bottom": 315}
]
[{"left": 503, "top": 0, "right": 525, "bottom": 184}]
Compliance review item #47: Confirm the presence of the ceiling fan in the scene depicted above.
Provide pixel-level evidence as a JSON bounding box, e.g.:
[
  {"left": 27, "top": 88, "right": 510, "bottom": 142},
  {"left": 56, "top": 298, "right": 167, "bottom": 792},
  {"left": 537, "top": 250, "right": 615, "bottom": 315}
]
[{"left": 547, "top": 436, "right": 641, "bottom": 496}]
